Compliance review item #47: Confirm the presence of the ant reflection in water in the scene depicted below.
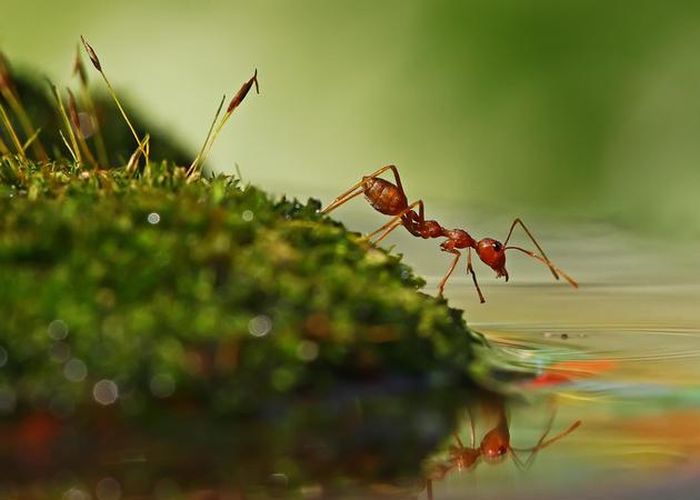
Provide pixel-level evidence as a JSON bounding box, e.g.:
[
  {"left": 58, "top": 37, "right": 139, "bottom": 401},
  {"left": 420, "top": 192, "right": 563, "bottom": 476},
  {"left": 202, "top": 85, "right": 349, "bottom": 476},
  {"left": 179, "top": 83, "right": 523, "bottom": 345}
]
[{"left": 424, "top": 397, "right": 581, "bottom": 499}]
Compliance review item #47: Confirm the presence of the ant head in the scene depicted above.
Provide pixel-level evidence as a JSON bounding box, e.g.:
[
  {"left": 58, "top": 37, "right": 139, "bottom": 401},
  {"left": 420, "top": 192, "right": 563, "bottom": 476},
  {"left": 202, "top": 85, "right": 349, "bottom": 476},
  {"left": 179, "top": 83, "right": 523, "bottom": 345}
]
[
  {"left": 476, "top": 238, "right": 508, "bottom": 281},
  {"left": 479, "top": 426, "right": 510, "bottom": 464},
  {"left": 480, "top": 426, "right": 510, "bottom": 464},
  {"left": 482, "top": 445, "right": 508, "bottom": 464}
]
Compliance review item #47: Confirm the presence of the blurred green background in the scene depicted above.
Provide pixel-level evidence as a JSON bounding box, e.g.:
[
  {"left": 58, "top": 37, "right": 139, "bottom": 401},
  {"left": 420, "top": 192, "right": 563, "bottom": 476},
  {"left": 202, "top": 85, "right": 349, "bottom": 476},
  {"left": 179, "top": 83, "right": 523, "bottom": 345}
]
[{"left": 2, "top": 0, "right": 700, "bottom": 237}]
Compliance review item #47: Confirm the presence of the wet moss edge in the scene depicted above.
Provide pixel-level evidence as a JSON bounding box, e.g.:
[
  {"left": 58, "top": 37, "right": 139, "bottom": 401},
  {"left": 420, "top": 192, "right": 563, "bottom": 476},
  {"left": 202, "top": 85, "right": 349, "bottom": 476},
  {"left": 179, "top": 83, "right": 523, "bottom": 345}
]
[{"left": 0, "top": 160, "right": 484, "bottom": 418}]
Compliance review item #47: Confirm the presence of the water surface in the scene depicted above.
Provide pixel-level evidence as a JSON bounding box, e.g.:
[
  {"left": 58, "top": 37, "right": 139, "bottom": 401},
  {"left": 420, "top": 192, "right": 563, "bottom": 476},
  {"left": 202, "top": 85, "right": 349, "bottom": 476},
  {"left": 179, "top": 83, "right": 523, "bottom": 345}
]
[{"left": 412, "top": 215, "right": 700, "bottom": 500}]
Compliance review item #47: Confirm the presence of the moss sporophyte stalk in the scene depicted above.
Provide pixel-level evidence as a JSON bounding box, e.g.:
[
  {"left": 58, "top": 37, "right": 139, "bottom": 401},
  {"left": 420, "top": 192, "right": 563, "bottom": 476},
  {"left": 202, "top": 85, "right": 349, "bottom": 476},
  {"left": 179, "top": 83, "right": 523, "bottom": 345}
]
[{"left": 0, "top": 41, "right": 483, "bottom": 420}]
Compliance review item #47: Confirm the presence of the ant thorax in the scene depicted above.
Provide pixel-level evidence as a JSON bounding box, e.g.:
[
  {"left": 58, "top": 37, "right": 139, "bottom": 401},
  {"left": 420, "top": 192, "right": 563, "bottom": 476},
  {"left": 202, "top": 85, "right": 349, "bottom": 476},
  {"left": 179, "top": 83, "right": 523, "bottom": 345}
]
[
  {"left": 443, "top": 229, "right": 476, "bottom": 249},
  {"left": 419, "top": 219, "right": 443, "bottom": 238}
]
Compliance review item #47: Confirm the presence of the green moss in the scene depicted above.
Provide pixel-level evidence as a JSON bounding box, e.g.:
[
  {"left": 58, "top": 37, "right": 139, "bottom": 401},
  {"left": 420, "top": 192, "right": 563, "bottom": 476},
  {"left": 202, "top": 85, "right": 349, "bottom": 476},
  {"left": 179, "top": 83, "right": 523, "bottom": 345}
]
[
  {"left": 0, "top": 54, "right": 490, "bottom": 496},
  {"left": 0, "top": 159, "right": 481, "bottom": 418}
]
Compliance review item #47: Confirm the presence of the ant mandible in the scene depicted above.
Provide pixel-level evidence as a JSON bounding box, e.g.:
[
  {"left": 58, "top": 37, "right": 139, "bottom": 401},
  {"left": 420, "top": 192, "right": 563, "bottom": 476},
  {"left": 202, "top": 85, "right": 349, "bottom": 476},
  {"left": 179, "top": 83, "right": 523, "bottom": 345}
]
[{"left": 322, "top": 165, "right": 578, "bottom": 302}]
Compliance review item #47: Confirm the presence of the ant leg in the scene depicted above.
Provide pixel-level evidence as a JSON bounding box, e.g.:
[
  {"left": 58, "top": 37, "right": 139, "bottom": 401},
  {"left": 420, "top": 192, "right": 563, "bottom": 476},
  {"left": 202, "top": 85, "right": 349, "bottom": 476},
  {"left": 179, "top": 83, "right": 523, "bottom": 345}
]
[
  {"left": 503, "top": 218, "right": 565, "bottom": 281},
  {"left": 437, "top": 249, "right": 461, "bottom": 297},
  {"left": 528, "top": 419, "right": 581, "bottom": 453},
  {"left": 467, "top": 407, "right": 476, "bottom": 447},
  {"left": 521, "top": 409, "right": 556, "bottom": 470},
  {"left": 383, "top": 164, "right": 404, "bottom": 193},
  {"left": 367, "top": 205, "right": 413, "bottom": 240},
  {"left": 369, "top": 198, "right": 426, "bottom": 243},
  {"left": 321, "top": 187, "right": 365, "bottom": 215},
  {"left": 466, "top": 248, "right": 486, "bottom": 303},
  {"left": 321, "top": 164, "right": 400, "bottom": 214},
  {"left": 506, "top": 246, "right": 578, "bottom": 288},
  {"left": 511, "top": 417, "right": 582, "bottom": 470},
  {"left": 510, "top": 448, "right": 527, "bottom": 471},
  {"left": 369, "top": 200, "right": 424, "bottom": 244},
  {"left": 321, "top": 184, "right": 365, "bottom": 215},
  {"left": 369, "top": 218, "right": 403, "bottom": 245}
]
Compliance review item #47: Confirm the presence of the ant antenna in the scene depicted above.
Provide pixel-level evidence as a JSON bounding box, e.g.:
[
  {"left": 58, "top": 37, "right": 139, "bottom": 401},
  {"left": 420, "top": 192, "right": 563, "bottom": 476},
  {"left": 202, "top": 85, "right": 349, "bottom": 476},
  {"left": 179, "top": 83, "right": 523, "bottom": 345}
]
[
  {"left": 511, "top": 419, "right": 582, "bottom": 470},
  {"left": 504, "top": 218, "right": 561, "bottom": 281},
  {"left": 505, "top": 246, "right": 578, "bottom": 288}
]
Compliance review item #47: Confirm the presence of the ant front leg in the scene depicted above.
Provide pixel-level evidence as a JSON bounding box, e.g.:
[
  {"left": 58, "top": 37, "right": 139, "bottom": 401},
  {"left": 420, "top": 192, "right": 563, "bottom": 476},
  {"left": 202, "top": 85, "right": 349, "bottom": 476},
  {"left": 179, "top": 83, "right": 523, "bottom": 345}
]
[
  {"left": 321, "top": 164, "right": 403, "bottom": 215},
  {"left": 502, "top": 221, "right": 578, "bottom": 288},
  {"left": 503, "top": 218, "right": 578, "bottom": 288},
  {"left": 510, "top": 410, "right": 582, "bottom": 471},
  {"left": 466, "top": 248, "right": 486, "bottom": 303},
  {"left": 503, "top": 218, "right": 559, "bottom": 280}
]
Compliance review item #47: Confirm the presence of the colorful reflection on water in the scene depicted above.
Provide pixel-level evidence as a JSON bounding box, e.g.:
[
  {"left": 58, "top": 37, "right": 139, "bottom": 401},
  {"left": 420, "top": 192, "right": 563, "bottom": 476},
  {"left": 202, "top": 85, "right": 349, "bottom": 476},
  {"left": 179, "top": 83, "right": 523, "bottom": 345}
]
[{"left": 417, "top": 215, "right": 700, "bottom": 500}]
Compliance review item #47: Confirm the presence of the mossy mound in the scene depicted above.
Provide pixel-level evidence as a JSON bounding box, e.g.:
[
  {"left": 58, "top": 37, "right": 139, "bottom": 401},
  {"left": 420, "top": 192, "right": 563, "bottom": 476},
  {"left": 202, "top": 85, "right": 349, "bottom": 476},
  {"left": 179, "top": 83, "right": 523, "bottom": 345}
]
[
  {"left": 0, "top": 160, "right": 479, "bottom": 419},
  {"left": 0, "top": 52, "right": 488, "bottom": 495}
]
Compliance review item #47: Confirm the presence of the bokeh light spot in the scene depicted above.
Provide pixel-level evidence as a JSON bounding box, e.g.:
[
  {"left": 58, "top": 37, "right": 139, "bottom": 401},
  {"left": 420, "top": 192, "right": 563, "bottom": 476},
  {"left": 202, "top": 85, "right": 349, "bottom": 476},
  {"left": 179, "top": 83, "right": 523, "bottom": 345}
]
[
  {"left": 93, "top": 379, "right": 119, "bottom": 405},
  {"left": 248, "top": 315, "right": 272, "bottom": 337},
  {"left": 297, "top": 340, "right": 319, "bottom": 362},
  {"left": 64, "top": 358, "right": 88, "bottom": 382},
  {"left": 147, "top": 212, "right": 161, "bottom": 224},
  {"left": 48, "top": 319, "right": 69, "bottom": 340}
]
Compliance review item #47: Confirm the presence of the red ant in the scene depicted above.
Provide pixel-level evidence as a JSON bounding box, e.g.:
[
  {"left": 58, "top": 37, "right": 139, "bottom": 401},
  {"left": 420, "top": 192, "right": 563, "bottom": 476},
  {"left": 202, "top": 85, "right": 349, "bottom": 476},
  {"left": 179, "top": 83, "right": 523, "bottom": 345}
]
[
  {"left": 322, "top": 165, "right": 578, "bottom": 301},
  {"left": 424, "top": 402, "right": 581, "bottom": 499}
]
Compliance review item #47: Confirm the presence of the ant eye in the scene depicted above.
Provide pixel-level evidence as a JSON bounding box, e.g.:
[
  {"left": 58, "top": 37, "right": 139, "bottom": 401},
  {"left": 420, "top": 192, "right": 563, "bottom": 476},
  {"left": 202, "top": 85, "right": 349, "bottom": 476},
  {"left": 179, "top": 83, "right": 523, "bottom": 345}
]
[
  {"left": 498, "top": 446, "right": 507, "bottom": 455},
  {"left": 492, "top": 242, "right": 501, "bottom": 251}
]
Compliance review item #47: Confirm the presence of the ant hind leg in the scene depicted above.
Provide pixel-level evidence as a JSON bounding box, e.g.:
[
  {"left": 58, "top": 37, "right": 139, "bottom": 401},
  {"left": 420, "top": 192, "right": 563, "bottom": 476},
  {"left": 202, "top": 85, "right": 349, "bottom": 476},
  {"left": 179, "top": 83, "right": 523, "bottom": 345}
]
[
  {"left": 368, "top": 200, "right": 424, "bottom": 244},
  {"left": 321, "top": 164, "right": 402, "bottom": 214}
]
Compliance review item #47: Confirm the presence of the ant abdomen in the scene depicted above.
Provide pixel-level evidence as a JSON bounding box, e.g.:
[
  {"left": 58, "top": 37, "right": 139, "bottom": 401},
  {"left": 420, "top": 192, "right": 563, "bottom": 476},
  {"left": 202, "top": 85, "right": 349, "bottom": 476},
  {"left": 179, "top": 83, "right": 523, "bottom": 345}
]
[{"left": 362, "top": 176, "right": 407, "bottom": 215}]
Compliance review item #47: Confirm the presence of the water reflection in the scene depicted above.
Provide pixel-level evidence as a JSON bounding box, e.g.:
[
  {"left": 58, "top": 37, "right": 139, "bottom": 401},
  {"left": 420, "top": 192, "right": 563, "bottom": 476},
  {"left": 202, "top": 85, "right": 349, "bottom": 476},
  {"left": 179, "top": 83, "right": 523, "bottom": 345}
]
[
  {"left": 0, "top": 376, "right": 475, "bottom": 498},
  {"left": 4, "top": 319, "right": 700, "bottom": 497},
  {"left": 0, "top": 377, "right": 587, "bottom": 499},
  {"left": 423, "top": 393, "right": 581, "bottom": 500}
]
